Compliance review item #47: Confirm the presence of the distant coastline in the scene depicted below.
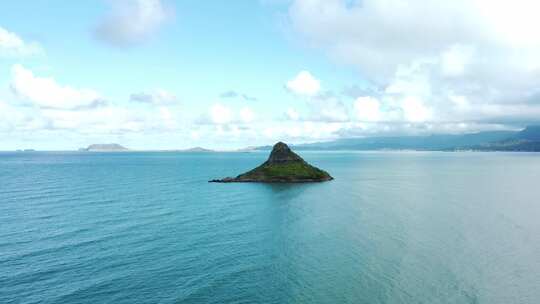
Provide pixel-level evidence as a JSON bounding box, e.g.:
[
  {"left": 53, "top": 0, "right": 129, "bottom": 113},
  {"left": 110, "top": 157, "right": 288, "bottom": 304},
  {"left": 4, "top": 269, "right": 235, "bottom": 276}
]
[
  {"left": 8, "top": 126, "right": 540, "bottom": 153},
  {"left": 250, "top": 125, "right": 540, "bottom": 153},
  {"left": 76, "top": 144, "right": 220, "bottom": 153}
]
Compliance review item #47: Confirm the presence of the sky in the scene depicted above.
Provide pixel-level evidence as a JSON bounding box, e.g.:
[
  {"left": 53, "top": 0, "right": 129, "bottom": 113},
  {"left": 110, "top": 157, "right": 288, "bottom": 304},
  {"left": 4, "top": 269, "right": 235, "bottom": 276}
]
[{"left": 1, "top": 0, "right": 540, "bottom": 150}]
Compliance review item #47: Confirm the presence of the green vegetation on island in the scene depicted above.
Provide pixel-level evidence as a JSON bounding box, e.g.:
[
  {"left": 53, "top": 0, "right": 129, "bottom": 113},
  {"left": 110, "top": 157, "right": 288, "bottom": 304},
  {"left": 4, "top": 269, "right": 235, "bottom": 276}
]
[{"left": 210, "top": 142, "right": 333, "bottom": 183}]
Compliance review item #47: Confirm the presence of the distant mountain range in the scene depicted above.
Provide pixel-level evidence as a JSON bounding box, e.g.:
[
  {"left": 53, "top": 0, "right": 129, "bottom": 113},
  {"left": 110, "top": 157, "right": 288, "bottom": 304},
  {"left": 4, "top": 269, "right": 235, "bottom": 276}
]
[
  {"left": 464, "top": 126, "right": 540, "bottom": 151},
  {"left": 253, "top": 126, "right": 540, "bottom": 152}
]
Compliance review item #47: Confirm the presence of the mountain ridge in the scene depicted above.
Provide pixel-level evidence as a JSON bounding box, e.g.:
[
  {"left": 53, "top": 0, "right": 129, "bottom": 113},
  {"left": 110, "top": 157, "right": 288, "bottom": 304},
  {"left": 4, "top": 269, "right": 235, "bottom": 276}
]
[{"left": 250, "top": 126, "right": 540, "bottom": 152}]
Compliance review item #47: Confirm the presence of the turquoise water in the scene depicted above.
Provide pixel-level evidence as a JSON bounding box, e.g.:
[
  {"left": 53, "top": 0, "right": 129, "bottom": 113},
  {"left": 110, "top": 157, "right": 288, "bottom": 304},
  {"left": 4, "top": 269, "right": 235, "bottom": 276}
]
[{"left": 1, "top": 151, "right": 540, "bottom": 304}]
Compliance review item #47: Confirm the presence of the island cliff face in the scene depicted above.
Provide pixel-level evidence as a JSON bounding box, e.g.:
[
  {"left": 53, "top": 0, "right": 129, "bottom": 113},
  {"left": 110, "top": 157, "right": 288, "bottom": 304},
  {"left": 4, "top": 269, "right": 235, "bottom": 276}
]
[{"left": 210, "top": 142, "right": 333, "bottom": 183}]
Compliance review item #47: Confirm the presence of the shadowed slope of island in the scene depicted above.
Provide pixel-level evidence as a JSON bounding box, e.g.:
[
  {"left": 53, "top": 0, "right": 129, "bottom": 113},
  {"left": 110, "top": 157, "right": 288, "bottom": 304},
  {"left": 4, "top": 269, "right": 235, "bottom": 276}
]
[{"left": 210, "top": 142, "right": 333, "bottom": 183}]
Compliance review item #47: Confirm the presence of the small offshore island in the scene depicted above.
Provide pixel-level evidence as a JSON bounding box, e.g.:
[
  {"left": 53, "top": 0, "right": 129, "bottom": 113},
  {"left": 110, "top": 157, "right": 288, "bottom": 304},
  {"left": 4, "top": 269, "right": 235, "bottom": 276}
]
[
  {"left": 210, "top": 142, "right": 333, "bottom": 183},
  {"left": 79, "top": 144, "right": 129, "bottom": 152}
]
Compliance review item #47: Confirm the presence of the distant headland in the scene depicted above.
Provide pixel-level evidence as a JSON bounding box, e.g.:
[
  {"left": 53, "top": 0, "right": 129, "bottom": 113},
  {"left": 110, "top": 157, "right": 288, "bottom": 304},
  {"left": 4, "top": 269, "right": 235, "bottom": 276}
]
[
  {"left": 210, "top": 142, "right": 333, "bottom": 183},
  {"left": 15, "top": 149, "right": 37, "bottom": 152}
]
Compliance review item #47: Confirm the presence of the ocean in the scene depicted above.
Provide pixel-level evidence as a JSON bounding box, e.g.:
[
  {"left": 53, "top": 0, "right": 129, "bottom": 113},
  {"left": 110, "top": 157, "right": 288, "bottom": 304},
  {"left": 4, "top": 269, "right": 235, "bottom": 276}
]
[{"left": 1, "top": 151, "right": 539, "bottom": 303}]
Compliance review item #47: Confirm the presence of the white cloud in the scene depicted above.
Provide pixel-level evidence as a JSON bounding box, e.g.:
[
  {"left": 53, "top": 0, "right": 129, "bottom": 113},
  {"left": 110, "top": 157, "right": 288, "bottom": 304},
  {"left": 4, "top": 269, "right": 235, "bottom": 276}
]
[
  {"left": 38, "top": 103, "right": 181, "bottom": 134},
  {"left": 4, "top": 65, "right": 186, "bottom": 137},
  {"left": 286, "top": 71, "right": 321, "bottom": 96},
  {"left": 199, "top": 104, "right": 258, "bottom": 126},
  {"left": 288, "top": 0, "right": 528, "bottom": 79},
  {"left": 10, "top": 65, "right": 102, "bottom": 110},
  {"left": 285, "top": 73, "right": 350, "bottom": 123},
  {"left": 95, "top": 0, "right": 172, "bottom": 47},
  {"left": 209, "top": 103, "right": 233, "bottom": 124},
  {"left": 288, "top": 0, "right": 540, "bottom": 129},
  {"left": 440, "top": 45, "right": 475, "bottom": 77},
  {"left": 130, "top": 89, "right": 178, "bottom": 105},
  {"left": 239, "top": 107, "right": 255, "bottom": 123},
  {"left": 354, "top": 96, "right": 382, "bottom": 122},
  {"left": 41, "top": 107, "right": 141, "bottom": 133},
  {"left": 261, "top": 120, "right": 346, "bottom": 142},
  {"left": 317, "top": 102, "right": 349, "bottom": 122},
  {"left": 401, "top": 96, "right": 432, "bottom": 122},
  {"left": 295, "top": 89, "right": 351, "bottom": 123},
  {"left": 157, "top": 106, "right": 180, "bottom": 129},
  {"left": 219, "top": 90, "right": 258, "bottom": 101},
  {"left": 220, "top": 91, "right": 239, "bottom": 98},
  {"left": 0, "top": 26, "right": 43, "bottom": 57},
  {"left": 286, "top": 107, "right": 300, "bottom": 120},
  {"left": 0, "top": 100, "right": 45, "bottom": 132}
]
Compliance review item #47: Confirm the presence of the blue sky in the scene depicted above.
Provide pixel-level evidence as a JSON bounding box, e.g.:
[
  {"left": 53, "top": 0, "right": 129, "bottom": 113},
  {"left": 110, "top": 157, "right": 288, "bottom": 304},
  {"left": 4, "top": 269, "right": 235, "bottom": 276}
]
[{"left": 1, "top": 0, "right": 540, "bottom": 150}]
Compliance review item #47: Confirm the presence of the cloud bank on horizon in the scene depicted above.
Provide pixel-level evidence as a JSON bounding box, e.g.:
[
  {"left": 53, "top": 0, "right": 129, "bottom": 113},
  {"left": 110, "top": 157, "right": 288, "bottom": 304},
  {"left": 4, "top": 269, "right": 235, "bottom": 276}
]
[
  {"left": 1, "top": 0, "right": 540, "bottom": 149},
  {"left": 290, "top": 0, "right": 540, "bottom": 125}
]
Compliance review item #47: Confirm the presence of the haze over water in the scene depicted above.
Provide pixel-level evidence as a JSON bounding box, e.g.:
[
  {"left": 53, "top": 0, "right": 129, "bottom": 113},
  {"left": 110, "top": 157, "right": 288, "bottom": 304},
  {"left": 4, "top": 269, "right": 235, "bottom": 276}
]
[{"left": 1, "top": 151, "right": 540, "bottom": 303}]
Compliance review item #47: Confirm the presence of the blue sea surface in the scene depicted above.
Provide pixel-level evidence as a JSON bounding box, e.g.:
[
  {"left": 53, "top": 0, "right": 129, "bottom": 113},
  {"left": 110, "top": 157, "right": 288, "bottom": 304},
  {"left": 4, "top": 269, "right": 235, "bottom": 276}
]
[{"left": 1, "top": 151, "right": 540, "bottom": 303}]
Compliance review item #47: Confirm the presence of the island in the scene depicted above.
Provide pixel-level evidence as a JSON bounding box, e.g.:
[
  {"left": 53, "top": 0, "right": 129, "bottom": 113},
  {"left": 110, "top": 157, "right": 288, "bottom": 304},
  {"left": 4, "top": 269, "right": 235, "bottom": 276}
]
[
  {"left": 180, "top": 147, "right": 214, "bottom": 153},
  {"left": 210, "top": 142, "right": 333, "bottom": 183},
  {"left": 79, "top": 144, "right": 129, "bottom": 152}
]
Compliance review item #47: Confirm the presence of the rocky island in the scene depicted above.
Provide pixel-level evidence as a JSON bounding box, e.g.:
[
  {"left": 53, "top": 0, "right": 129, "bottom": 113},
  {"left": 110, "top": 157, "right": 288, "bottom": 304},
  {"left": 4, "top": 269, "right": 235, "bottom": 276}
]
[
  {"left": 210, "top": 142, "right": 333, "bottom": 183},
  {"left": 79, "top": 144, "right": 129, "bottom": 152}
]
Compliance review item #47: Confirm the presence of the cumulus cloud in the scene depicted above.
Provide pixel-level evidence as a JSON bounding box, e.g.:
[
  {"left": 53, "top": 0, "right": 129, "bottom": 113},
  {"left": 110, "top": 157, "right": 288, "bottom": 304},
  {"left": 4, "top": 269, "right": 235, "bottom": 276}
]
[
  {"left": 10, "top": 65, "right": 102, "bottom": 110},
  {"left": 312, "top": 100, "right": 349, "bottom": 122},
  {"left": 5, "top": 65, "right": 183, "bottom": 137},
  {"left": 286, "top": 71, "right": 321, "bottom": 96},
  {"left": 1, "top": 102, "right": 180, "bottom": 137},
  {"left": 0, "top": 100, "right": 47, "bottom": 132},
  {"left": 284, "top": 75, "right": 351, "bottom": 123},
  {"left": 342, "top": 84, "right": 381, "bottom": 99},
  {"left": 95, "top": 0, "right": 173, "bottom": 47},
  {"left": 36, "top": 102, "right": 181, "bottom": 134},
  {"left": 239, "top": 107, "right": 256, "bottom": 123},
  {"left": 219, "top": 90, "right": 258, "bottom": 101},
  {"left": 197, "top": 103, "right": 259, "bottom": 128},
  {"left": 288, "top": 0, "right": 540, "bottom": 130},
  {"left": 220, "top": 90, "right": 239, "bottom": 98},
  {"left": 288, "top": 0, "right": 531, "bottom": 79},
  {"left": 209, "top": 103, "right": 233, "bottom": 125},
  {"left": 354, "top": 96, "right": 382, "bottom": 122},
  {"left": 241, "top": 94, "right": 258, "bottom": 102},
  {"left": 41, "top": 107, "right": 137, "bottom": 132},
  {"left": 285, "top": 107, "right": 300, "bottom": 121},
  {"left": 261, "top": 120, "right": 345, "bottom": 142},
  {"left": 440, "top": 45, "right": 475, "bottom": 77},
  {"left": 130, "top": 89, "right": 178, "bottom": 105},
  {"left": 0, "top": 26, "right": 43, "bottom": 57}
]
